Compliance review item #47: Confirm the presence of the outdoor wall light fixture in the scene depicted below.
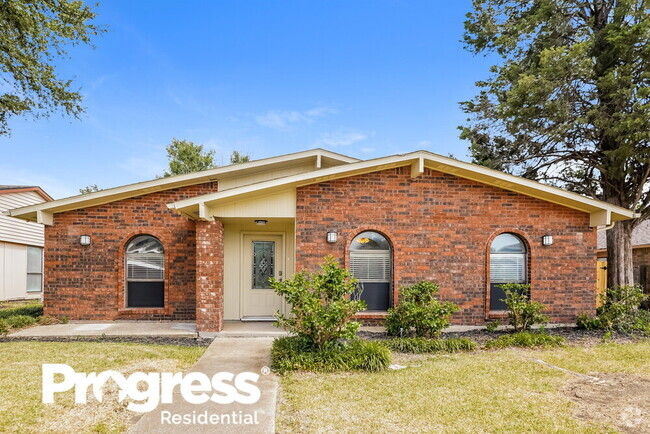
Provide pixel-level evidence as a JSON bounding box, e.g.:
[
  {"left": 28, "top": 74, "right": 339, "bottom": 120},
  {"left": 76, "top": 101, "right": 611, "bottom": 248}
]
[
  {"left": 254, "top": 219, "right": 268, "bottom": 225},
  {"left": 327, "top": 231, "right": 337, "bottom": 243},
  {"left": 80, "top": 235, "right": 91, "bottom": 246},
  {"left": 542, "top": 235, "right": 553, "bottom": 246}
]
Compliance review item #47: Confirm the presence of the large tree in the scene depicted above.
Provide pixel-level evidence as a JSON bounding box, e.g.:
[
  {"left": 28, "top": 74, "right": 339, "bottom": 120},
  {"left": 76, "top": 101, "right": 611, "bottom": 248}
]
[
  {"left": 162, "top": 139, "right": 217, "bottom": 177},
  {"left": 460, "top": 0, "right": 650, "bottom": 288},
  {"left": 0, "top": 0, "right": 104, "bottom": 135}
]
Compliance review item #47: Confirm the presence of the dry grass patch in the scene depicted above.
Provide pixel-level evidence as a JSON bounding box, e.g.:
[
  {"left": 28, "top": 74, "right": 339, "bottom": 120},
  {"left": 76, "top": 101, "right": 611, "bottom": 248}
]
[
  {"left": 0, "top": 341, "right": 205, "bottom": 433},
  {"left": 278, "top": 343, "right": 650, "bottom": 432}
]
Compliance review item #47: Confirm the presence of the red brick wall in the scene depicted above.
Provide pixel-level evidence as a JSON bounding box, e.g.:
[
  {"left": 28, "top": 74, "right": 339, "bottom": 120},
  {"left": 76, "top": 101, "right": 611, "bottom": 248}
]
[
  {"left": 195, "top": 220, "right": 224, "bottom": 332},
  {"left": 44, "top": 183, "right": 218, "bottom": 321},
  {"left": 295, "top": 167, "right": 597, "bottom": 325}
]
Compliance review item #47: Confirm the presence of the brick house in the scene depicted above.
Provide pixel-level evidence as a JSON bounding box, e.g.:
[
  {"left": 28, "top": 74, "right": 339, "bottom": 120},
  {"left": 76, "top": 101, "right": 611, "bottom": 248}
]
[{"left": 6, "top": 149, "right": 636, "bottom": 332}]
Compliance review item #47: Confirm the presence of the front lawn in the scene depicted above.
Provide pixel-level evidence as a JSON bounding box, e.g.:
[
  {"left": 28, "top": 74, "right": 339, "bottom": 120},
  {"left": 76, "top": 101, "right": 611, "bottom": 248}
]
[
  {"left": 0, "top": 341, "right": 206, "bottom": 433},
  {"left": 278, "top": 342, "right": 650, "bottom": 432}
]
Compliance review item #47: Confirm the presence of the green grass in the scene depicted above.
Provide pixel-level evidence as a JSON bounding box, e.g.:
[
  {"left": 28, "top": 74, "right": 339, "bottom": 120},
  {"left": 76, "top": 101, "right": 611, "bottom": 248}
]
[
  {"left": 277, "top": 342, "right": 650, "bottom": 432},
  {"left": 485, "top": 331, "right": 565, "bottom": 349},
  {"left": 0, "top": 341, "right": 205, "bottom": 433},
  {"left": 383, "top": 337, "right": 477, "bottom": 353}
]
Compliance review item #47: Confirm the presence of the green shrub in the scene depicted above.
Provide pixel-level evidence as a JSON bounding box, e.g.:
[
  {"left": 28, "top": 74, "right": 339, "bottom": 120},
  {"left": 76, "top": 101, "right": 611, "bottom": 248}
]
[
  {"left": 576, "top": 313, "right": 602, "bottom": 330},
  {"left": 5, "top": 315, "right": 36, "bottom": 329},
  {"left": 576, "top": 285, "right": 650, "bottom": 335},
  {"left": 60, "top": 316, "right": 69, "bottom": 324},
  {"left": 598, "top": 285, "right": 649, "bottom": 334},
  {"left": 500, "top": 283, "right": 548, "bottom": 332},
  {"left": 0, "top": 303, "right": 43, "bottom": 319},
  {"left": 0, "top": 319, "right": 8, "bottom": 336},
  {"left": 386, "top": 281, "right": 459, "bottom": 338},
  {"left": 383, "top": 337, "right": 477, "bottom": 353},
  {"left": 271, "top": 336, "right": 391, "bottom": 373},
  {"left": 270, "top": 256, "right": 365, "bottom": 349},
  {"left": 485, "top": 332, "right": 565, "bottom": 349},
  {"left": 486, "top": 320, "right": 500, "bottom": 332}
]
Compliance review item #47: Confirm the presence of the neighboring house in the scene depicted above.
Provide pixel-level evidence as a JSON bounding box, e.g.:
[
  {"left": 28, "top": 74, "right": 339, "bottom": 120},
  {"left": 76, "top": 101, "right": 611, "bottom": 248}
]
[
  {"left": 597, "top": 221, "right": 650, "bottom": 299},
  {"left": 6, "top": 149, "right": 636, "bottom": 332},
  {"left": 0, "top": 185, "right": 52, "bottom": 301}
]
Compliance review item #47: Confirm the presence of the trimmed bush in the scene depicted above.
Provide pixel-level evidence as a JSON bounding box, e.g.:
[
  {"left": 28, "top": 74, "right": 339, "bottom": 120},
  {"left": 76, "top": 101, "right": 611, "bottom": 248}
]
[
  {"left": 485, "top": 332, "right": 565, "bottom": 349},
  {"left": 0, "top": 303, "right": 43, "bottom": 319},
  {"left": 598, "top": 285, "right": 649, "bottom": 334},
  {"left": 576, "top": 285, "right": 650, "bottom": 335},
  {"left": 383, "top": 337, "right": 477, "bottom": 353},
  {"left": 271, "top": 256, "right": 365, "bottom": 349},
  {"left": 500, "top": 284, "right": 548, "bottom": 332},
  {"left": 5, "top": 315, "right": 36, "bottom": 329},
  {"left": 386, "top": 281, "right": 459, "bottom": 338},
  {"left": 271, "top": 336, "right": 391, "bottom": 373},
  {"left": 0, "top": 320, "right": 8, "bottom": 337}
]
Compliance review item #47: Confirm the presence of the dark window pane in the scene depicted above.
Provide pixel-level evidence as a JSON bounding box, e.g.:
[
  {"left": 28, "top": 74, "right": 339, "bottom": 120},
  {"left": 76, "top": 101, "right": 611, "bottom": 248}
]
[{"left": 127, "top": 281, "right": 164, "bottom": 308}]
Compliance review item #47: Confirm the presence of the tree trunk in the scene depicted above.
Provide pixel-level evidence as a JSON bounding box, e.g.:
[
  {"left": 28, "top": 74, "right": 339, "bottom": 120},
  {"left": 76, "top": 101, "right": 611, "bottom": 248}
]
[{"left": 606, "top": 220, "right": 635, "bottom": 288}]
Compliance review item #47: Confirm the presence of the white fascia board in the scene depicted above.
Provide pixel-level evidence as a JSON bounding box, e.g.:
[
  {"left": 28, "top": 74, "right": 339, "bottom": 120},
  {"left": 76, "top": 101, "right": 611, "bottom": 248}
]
[
  {"left": 7, "top": 148, "right": 358, "bottom": 220},
  {"left": 169, "top": 150, "right": 636, "bottom": 224}
]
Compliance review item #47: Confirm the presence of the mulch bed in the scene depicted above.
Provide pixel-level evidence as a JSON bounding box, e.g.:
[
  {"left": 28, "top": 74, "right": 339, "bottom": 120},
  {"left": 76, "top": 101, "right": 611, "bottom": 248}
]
[
  {"left": 358, "top": 327, "right": 644, "bottom": 346},
  {"left": 0, "top": 335, "right": 213, "bottom": 347}
]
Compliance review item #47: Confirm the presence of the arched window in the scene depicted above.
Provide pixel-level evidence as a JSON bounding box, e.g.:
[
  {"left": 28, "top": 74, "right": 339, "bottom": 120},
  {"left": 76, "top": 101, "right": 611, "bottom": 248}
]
[
  {"left": 350, "top": 231, "right": 392, "bottom": 310},
  {"left": 489, "top": 233, "right": 527, "bottom": 310},
  {"left": 126, "top": 235, "right": 164, "bottom": 308}
]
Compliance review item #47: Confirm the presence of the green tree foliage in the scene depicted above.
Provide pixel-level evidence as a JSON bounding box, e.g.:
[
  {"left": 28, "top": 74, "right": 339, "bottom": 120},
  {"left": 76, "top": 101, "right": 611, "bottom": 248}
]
[
  {"left": 230, "top": 150, "right": 250, "bottom": 164},
  {"left": 79, "top": 184, "right": 100, "bottom": 194},
  {"left": 163, "top": 139, "right": 217, "bottom": 177},
  {"left": 270, "top": 256, "right": 366, "bottom": 349},
  {"left": 460, "top": 1, "right": 650, "bottom": 287},
  {"left": 385, "top": 281, "right": 459, "bottom": 338},
  {"left": 0, "top": 0, "right": 105, "bottom": 135}
]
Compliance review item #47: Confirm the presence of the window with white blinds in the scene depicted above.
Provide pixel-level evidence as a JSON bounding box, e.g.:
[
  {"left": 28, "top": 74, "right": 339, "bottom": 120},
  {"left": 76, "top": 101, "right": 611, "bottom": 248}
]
[
  {"left": 490, "top": 254, "right": 526, "bottom": 283},
  {"left": 127, "top": 253, "right": 164, "bottom": 280},
  {"left": 349, "top": 231, "right": 392, "bottom": 282},
  {"left": 490, "top": 233, "right": 527, "bottom": 284},
  {"left": 126, "top": 236, "right": 164, "bottom": 281},
  {"left": 350, "top": 252, "right": 391, "bottom": 282}
]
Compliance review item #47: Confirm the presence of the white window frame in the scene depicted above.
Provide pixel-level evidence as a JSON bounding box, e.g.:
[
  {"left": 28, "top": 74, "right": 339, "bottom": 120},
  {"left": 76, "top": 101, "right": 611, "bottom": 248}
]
[{"left": 26, "top": 246, "right": 43, "bottom": 293}]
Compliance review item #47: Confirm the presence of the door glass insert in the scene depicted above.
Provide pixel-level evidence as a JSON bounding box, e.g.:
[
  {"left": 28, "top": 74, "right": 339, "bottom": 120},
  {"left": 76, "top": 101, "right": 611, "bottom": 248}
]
[{"left": 252, "top": 241, "right": 275, "bottom": 289}]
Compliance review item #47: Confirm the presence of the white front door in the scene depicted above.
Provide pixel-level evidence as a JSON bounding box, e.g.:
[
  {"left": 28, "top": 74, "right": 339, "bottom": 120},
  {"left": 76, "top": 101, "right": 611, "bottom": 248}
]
[{"left": 241, "top": 234, "right": 284, "bottom": 318}]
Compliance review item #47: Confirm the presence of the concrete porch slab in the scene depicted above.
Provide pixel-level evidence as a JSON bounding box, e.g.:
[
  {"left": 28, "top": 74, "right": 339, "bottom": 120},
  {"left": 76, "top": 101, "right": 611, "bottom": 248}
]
[
  {"left": 8, "top": 321, "right": 198, "bottom": 338},
  {"left": 201, "top": 321, "right": 289, "bottom": 339}
]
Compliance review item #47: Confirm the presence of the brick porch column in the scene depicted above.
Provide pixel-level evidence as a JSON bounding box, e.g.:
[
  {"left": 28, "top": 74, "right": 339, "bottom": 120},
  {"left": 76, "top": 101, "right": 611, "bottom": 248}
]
[{"left": 195, "top": 220, "right": 224, "bottom": 332}]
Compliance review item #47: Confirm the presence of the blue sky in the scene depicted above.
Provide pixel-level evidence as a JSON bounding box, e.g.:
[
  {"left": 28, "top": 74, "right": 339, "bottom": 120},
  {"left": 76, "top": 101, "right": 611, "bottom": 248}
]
[{"left": 1, "top": 0, "right": 493, "bottom": 199}]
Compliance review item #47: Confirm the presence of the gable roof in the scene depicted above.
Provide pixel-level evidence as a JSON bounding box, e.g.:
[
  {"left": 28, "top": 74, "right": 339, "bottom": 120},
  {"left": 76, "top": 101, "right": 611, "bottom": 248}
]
[
  {"left": 0, "top": 185, "right": 53, "bottom": 202},
  {"left": 598, "top": 220, "right": 650, "bottom": 250},
  {"left": 168, "top": 150, "right": 637, "bottom": 227},
  {"left": 4, "top": 149, "right": 358, "bottom": 224}
]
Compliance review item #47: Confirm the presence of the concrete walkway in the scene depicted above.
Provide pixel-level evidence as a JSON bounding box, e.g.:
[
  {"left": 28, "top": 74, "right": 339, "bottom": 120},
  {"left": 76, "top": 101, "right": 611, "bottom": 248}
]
[
  {"left": 8, "top": 321, "right": 198, "bottom": 337},
  {"left": 129, "top": 337, "right": 277, "bottom": 433}
]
